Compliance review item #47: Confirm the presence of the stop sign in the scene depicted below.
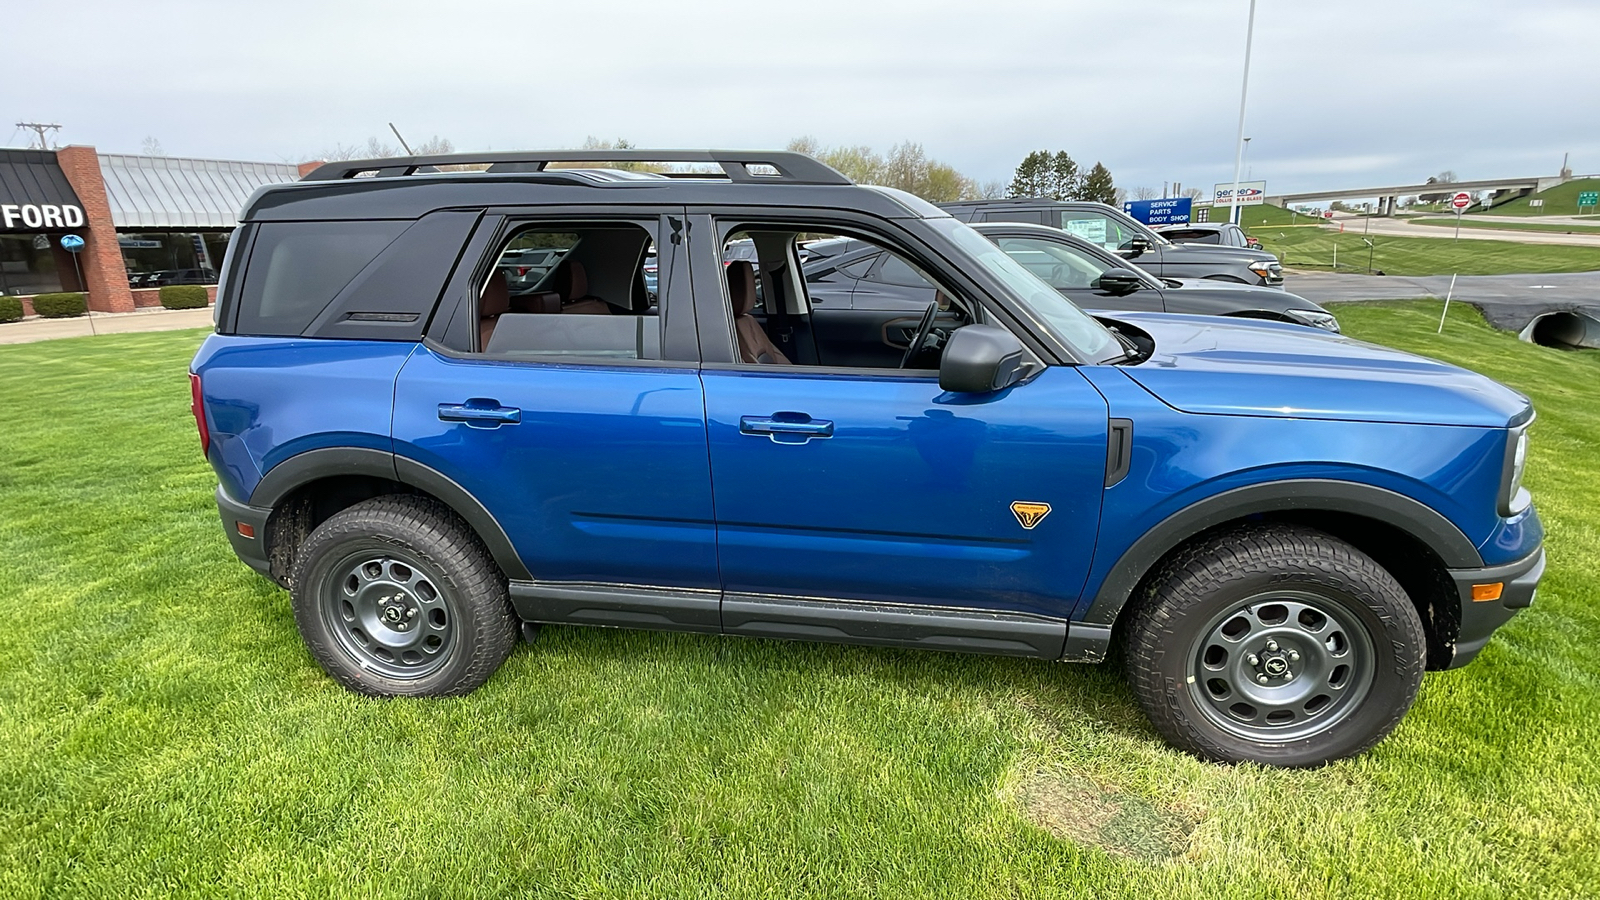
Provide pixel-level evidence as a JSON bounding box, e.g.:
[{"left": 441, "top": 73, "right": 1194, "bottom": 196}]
[
  {"left": 1323, "top": 210, "right": 1334, "bottom": 219},
  {"left": 1451, "top": 192, "right": 1472, "bottom": 210}
]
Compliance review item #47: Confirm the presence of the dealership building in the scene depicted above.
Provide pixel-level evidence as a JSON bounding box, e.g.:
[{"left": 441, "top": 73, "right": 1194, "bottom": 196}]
[{"left": 0, "top": 146, "right": 304, "bottom": 315}]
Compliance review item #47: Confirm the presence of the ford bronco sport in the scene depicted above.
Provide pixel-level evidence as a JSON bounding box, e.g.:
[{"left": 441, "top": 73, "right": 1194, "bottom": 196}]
[{"left": 191, "top": 150, "right": 1542, "bottom": 767}]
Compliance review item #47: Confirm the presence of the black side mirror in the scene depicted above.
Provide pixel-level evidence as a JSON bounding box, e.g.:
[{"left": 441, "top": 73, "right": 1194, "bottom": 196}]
[
  {"left": 1120, "top": 236, "right": 1152, "bottom": 258},
  {"left": 939, "top": 325, "right": 1026, "bottom": 393},
  {"left": 1095, "top": 267, "right": 1144, "bottom": 296}
]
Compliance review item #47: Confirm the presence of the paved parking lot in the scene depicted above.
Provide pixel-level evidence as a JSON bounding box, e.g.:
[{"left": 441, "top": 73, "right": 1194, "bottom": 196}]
[{"left": 1288, "top": 271, "right": 1600, "bottom": 332}]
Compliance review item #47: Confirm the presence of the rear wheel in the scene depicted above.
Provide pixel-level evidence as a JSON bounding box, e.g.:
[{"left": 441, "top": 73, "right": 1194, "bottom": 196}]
[
  {"left": 289, "top": 495, "right": 517, "bottom": 697},
  {"left": 1123, "top": 524, "right": 1425, "bottom": 767}
]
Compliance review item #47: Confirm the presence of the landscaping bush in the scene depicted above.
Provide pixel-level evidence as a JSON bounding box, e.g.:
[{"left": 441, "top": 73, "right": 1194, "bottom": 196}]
[
  {"left": 0, "top": 296, "right": 22, "bottom": 323},
  {"left": 159, "top": 285, "right": 210, "bottom": 310},
  {"left": 30, "top": 292, "right": 86, "bottom": 318}
]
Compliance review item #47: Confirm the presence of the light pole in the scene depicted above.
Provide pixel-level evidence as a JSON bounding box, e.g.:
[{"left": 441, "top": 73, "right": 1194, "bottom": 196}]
[
  {"left": 1227, "top": 0, "right": 1258, "bottom": 225},
  {"left": 1242, "top": 137, "right": 1252, "bottom": 181}
]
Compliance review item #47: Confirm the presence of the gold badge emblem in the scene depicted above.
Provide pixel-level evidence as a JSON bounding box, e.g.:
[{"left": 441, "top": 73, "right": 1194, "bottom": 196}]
[{"left": 1010, "top": 501, "right": 1052, "bottom": 530}]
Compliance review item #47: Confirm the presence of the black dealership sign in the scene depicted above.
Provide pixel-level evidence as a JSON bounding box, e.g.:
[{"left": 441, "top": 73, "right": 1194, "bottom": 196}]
[{"left": 0, "top": 149, "right": 86, "bottom": 232}]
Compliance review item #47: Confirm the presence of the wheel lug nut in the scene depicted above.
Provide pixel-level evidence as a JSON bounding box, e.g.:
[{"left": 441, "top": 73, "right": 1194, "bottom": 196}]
[
  {"left": 1266, "top": 640, "right": 1279, "bottom": 652},
  {"left": 1289, "top": 650, "right": 1300, "bottom": 661},
  {"left": 1247, "top": 654, "right": 1260, "bottom": 666},
  {"left": 1257, "top": 674, "right": 1269, "bottom": 683}
]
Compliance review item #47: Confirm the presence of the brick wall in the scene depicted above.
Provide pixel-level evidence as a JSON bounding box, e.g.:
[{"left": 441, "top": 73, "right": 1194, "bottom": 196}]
[{"left": 54, "top": 145, "right": 135, "bottom": 314}]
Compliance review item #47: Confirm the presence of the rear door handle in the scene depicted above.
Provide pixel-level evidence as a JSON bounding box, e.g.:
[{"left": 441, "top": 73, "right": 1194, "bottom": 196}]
[
  {"left": 740, "top": 412, "right": 834, "bottom": 444},
  {"left": 438, "top": 399, "right": 521, "bottom": 428}
]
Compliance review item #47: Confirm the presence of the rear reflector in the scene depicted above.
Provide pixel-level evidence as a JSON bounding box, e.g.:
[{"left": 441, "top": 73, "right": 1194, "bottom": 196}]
[
  {"left": 189, "top": 372, "right": 210, "bottom": 457},
  {"left": 236, "top": 522, "right": 255, "bottom": 538},
  {"left": 1472, "top": 583, "right": 1504, "bottom": 602}
]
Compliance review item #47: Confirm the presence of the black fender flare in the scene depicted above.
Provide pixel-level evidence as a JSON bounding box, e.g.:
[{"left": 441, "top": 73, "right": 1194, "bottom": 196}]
[
  {"left": 248, "top": 447, "right": 532, "bottom": 580},
  {"left": 1078, "top": 478, "right": 1484, "bottom": 629}
]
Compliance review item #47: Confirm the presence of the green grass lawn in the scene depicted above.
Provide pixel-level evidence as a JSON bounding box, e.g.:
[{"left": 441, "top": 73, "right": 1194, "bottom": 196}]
[
  {"left": 1198, "top": 203, "right": 1322, "bottom": 228},
  {"left": 1476, "top": 177, "right": 1600, "bottom": 217},
  {"left": 1255, "top": 226, "right": 1600, "bottom": 275},
  {"left": 2, "top": 318, "right": 1598, "bottom": 898},
  {"left": 1410, "top": 217, "right": 1600, "bottom": 235}
]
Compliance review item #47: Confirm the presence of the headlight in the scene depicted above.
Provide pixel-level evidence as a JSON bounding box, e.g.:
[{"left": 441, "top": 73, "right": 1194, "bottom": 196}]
[
  {"left": 1247, "top": 260, "right": 1282, "bottom": 280},
  {"left": 1498, "top": 423, "right": 1532, "bottom": 516},
  {"left": 1285, "top": 309, "right": 1341, "bottom": 332}
]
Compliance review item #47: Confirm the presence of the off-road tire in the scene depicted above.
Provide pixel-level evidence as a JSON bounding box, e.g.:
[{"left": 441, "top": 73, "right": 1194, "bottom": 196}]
[
  {"left": 1123, "top": 524, "right": 1426, "bottom": 767},
  {"left": 289, "top": 494, "right": 517, "bottom": 697}
]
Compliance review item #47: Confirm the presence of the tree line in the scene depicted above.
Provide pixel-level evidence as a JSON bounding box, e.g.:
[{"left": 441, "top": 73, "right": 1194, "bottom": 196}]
[{"left": 1005, "top": 150, "right": 1117, "bottom": 205}]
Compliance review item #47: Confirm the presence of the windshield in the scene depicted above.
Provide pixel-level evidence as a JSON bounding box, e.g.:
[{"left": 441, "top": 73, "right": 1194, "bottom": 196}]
[{"left": 928, "top": 218, "right": 1119, "bottom": 362}]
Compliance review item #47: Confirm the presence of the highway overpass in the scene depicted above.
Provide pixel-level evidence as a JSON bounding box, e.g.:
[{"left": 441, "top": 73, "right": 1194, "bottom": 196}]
[{"left": 1263, "top": 176, "right": 1566, "bottom": 216}]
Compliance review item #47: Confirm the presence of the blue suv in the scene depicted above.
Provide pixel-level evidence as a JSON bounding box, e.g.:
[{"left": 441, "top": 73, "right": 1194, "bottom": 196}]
[{"left": 191, "top": 150, "right": 1543, "bottom": 767}]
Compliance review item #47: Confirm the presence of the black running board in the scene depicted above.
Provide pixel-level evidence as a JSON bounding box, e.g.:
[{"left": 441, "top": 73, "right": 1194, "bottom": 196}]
[{"left": 509, "top": 580, "right": 1070, "bottom": 660}]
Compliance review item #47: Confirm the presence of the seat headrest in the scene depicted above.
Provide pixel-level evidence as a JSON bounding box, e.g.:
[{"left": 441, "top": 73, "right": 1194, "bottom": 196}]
[
  {"left": 481, "top": 271, "right": 511, "bottom": 318},
  {"left": 726, "top": 260, "right": 757, "bottom": 317},
  {"left": 551, "top": 258, "right": 588, "bottom": 300}
]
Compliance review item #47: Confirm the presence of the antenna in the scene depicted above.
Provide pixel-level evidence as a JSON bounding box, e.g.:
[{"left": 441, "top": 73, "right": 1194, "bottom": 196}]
[
  {"left": 388, "top": 123, "right": 414, "bottom": 155},
  {"left": 16, "top": 122, "right": 62, "bottom": 149}
]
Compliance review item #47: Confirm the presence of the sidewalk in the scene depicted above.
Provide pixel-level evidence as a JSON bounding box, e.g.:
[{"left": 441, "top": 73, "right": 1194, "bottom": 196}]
[{"left": 0, "top": 307, "right": 214, "bottom": 346}]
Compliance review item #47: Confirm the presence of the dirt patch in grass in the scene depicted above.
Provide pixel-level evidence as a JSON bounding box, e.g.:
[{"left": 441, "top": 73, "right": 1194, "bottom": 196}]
[{"left": 1019, "top": 770, "right": 1195, "bottom": 862}]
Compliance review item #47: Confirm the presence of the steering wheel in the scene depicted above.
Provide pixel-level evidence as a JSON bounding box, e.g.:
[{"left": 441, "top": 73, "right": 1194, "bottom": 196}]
[{"left": 900, "top": 301, "right": 940, "bottom": 369}]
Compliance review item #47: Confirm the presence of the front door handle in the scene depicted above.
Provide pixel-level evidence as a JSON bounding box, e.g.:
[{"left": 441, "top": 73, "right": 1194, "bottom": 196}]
[
  {"left": 740, "top": 412, "right": 834, "bottom": 444},
  {"left": 438, "top": 399, "right": 521, "bottom": 428}
]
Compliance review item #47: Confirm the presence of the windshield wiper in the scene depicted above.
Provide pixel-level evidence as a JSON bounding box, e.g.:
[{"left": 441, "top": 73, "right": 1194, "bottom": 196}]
[{"left": 1104, "top": 327, "right": 1144, "bottom": 365}]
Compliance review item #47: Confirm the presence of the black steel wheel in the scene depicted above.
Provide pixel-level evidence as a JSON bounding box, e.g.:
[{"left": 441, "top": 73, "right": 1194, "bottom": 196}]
[
  {"left": 289, "top": 495, "right": 517, "bottom": 697},
  {"left": 321, "top": 552, "right": 456, "bottom": 679},
  {"left": 1187, "top": 591, "right": 1375, "bottom": 742},
  {"left": 1123, "top": 524, "right": 1425, "bottom": 767}
]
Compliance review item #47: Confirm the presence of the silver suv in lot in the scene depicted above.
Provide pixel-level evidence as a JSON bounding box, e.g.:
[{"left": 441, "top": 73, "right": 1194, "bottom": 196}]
[{"left": 942, "top": 199, "right": 1284, "bottom": 287}]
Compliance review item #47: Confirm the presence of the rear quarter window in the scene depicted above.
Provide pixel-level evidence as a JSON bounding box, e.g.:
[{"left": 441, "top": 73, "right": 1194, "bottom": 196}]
[{"left": 235, "top": 221, "right": 407, "bottom": 336}]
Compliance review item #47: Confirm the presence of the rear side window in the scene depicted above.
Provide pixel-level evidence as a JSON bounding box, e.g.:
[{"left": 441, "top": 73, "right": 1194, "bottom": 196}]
[{"left": 235, "top": 221, "right": 407, "bottom": 336}]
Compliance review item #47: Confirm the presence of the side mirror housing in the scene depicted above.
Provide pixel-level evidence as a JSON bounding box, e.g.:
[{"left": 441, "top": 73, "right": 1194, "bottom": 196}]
[
  {"left": 939, "top": 325, "right": 1026, "bottom": 393},
  {"left": 1120, "top": 236, "right": 1152, "bottom": 258},
  {"left": 1095, "top": 267, "right": 1144, "bottom": 296}
]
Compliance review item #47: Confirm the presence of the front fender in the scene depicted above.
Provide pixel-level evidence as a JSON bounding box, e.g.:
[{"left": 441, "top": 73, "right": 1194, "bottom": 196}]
[{"left": 1076, "top": 476, "right": 1481, "bottom": 631}]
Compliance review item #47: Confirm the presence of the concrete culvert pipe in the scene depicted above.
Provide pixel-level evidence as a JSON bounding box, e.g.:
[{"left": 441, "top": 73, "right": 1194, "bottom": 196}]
[{"left": 1520, "top": 311, "right": 1600, "bottom": 350}]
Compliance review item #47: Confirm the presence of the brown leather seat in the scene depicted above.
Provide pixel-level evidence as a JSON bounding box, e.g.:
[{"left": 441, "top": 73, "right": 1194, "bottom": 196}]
[
  {"left": 512, "top": 290, "right": 562, "bottom": 314},
  {"left": 726, "top": 261, "right": 789, "bottom": 365},
  {"left": 549, "top": 259, "right": 611, "bottom": 315},
  {"left": 479, "top": 271, "right": 511, "bottom": 350}
]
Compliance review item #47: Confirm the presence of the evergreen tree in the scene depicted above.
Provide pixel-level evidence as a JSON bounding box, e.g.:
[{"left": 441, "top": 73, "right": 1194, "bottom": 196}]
[
  {"left": 1080, "top": 162, "right": 1116, "bottom": 204},
  {"left": 1048, "top": 151, "right": 1079, "bottom": 201},
  {"left": 1007, "top": 151, "right": 1052, "bottom": 198}
]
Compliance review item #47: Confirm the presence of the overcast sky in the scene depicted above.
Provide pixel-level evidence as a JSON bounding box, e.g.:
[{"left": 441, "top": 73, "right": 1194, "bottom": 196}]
[{"left": 7, "top": 0, "right": 1597, "bottom": 196}]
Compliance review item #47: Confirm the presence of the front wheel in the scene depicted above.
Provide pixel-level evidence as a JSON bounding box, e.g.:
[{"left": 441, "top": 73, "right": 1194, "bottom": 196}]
[
  {"left": 289, "top": 495, "right": 518, "bottom": 697},
  {"left": 1122, "top": 524, "right": 1425, "bottom": 767}
]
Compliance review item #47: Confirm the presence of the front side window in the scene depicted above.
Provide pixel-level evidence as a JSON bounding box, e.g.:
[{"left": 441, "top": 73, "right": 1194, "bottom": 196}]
[
  {"left": 994, "top": 237, "right": 1111, "bottom": 290},
  {"left": 472, "top": 222, "right": 660, "bottom": 360},
  {"left": 1060, "top": 210, "right": 1143, "bottom": 252},
  {"left": 724, "top": 225, "right": 975, "bottom": 370},
  {"left": 871, "top": 253, "right": 935, "bottom": 288}
]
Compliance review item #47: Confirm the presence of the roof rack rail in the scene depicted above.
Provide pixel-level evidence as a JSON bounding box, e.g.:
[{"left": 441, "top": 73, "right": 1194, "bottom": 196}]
[{"left": 300, "top": 150, "right": 852, "bottom": 185}]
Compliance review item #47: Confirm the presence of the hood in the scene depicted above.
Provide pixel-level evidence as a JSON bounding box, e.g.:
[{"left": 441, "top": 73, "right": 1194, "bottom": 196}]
[{"left": 1103, "top": 312, "right": 1530, "bottom": 428}]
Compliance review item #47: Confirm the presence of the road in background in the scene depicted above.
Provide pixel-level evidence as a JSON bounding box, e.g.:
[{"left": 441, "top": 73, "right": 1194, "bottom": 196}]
[
  {"left": 1288, "top": 271, "right": 1600, "bottom": 333},
  {"left": 1324, "top": 212, "right": 1600, "bottom": 247}
]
